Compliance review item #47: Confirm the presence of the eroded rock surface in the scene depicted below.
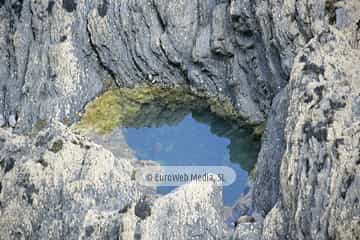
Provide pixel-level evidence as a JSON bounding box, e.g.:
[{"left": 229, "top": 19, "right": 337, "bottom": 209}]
[
  {"left": 140, "top": 179, "right": 226, "bottom": 239},
  {"left": 0, "top": 123, "right": 141, "bottom": 239},
  {"left": 1, "top": 0, "right": 360, "bottom": 239},
  {"left": 262, "top": 30, "right": 360, "bottom": 240}
]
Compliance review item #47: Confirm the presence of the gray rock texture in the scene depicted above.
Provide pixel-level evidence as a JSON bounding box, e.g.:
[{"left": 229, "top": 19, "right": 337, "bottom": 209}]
[
  {"left": 252, "top": 87, "right": 288, "bottom": 215},
  {"left": 0, "top": 0, "right": 297, "bottom": 131},
  {"left": 0, "top": 122, "right": 141, "bottom": 239},
  {"left": 140, "top": 179, "right": 226, "bottom": 239},
  {"left": 233, "top": 222, "right": 262, "bottom": 240},
  {"left": 1, "top": 0, "right": 360, "bottom": 239},
  {"left": 262, "top": 30, "right": 360, "bottom": 240}
]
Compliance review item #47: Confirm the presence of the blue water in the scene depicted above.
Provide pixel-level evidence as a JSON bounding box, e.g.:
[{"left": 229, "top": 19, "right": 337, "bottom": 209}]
[{"left": 124, "top": 113, "right": 259, "bottom": 206}]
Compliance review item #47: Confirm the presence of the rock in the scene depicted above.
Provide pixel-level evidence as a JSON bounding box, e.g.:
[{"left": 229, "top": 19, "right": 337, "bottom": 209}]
[
  {"left": 233, "top": 222, "right": 262, "bottom": 240},
  {"left": 0, "top": 114, "right": 5, "bottom": 127},
  {"left": 140, "top": 179, "right": 227, "bottom": 239},
  {"left": 0, "top": 122, "right": 141, "bottom": 239},
  {"left": 235, "top": 215, "right": 256, "bottom": 226},
  {"left": 134, "top": 195, "right": 154, "bottom": 220},
  {"left": 8, "top": 114, "right": 16, "bottom": 127},
  {"left": 262, "top": 30, "right": 360, "bottom": 240},
  {"left": 252, "top": 87, "right": 288, "bottom": 215},
  {"left": 0, "top": 0, "right": 360, "bottom": 239}
]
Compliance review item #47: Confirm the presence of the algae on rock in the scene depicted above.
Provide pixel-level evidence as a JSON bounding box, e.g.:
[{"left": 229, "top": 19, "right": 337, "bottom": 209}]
[{"left": 75, "top": 85, "right": 257, "bottom": 135}]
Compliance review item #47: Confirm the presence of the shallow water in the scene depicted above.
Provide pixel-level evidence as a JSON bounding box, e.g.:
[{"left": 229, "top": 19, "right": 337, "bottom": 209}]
[
  {"left": 124, "top": 111, "right": 260, "bottom": 206},
  {"left": 77, "top": 86, "right": 261, "bottom": 206}
]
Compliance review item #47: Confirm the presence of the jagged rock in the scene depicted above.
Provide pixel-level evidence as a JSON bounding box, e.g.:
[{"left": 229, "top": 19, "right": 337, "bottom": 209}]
[
  {"left": 262, "top": 30, "right": 360, "bottom": 240},
  {"left": 1, "top": 0, "right": 360, "bottom": 239},
  {"left": 140, "top": 179, "right": 226, "bottom": 239},
  {"left": 0, "top": 122, "right": 141, "bottom": 239},
  {"left": 252, "top": 87, "right": 288, "bottom": 215},
  {"left": 0, "top": 0, "right": 298, "bottom": 130},
  {"left": 233, "top": 222, "right": 262, "bottom": 240}
]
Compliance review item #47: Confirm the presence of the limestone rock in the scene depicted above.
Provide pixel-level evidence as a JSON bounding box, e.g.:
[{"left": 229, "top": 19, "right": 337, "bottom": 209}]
[
  {"left": 0, "top": 122, "right": 141, "bottom": 239},
  {"left": 263, "top": 30, "right": 360, "bottom": 240},
  {"left": 140, "top": 179, "right": 226, "bottom": 239}
]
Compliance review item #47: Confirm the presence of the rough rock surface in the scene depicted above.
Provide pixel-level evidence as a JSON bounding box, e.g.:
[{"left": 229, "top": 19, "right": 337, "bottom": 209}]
[
  {"left": 252, "top": 87, "right": 288, "bottom": 215},
  {"left": 0, "top": 122, "right": 141, "bottom": 239},
  {"left": 140, "top": 179, "right": 226, "bottom": 239},
  {"left": 262, "top": 30, "right": 360, "bottom": 240},
  {"left": 1, "top": 0, "right": 360, "bottom": 239},
  {"left": 233, "top": 222, "right": 262, "bottom": 240},
  {"left": 0, "top": 0, "right": 297, "bottom": 131}
]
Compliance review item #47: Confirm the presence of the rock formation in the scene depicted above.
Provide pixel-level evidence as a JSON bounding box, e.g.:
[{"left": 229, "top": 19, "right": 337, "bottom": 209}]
[{"left": 0, "top": 0, "right": 360, "bottom": 239}]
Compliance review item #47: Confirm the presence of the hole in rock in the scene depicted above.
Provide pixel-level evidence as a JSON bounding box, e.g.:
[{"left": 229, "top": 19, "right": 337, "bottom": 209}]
[{"left": 77, "top": 86, "right": 262, "bottom": 206}]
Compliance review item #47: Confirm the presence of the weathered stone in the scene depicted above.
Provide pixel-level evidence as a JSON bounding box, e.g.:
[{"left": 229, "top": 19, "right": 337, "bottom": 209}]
[
  {"left": 262, "top": 30, "right": 360, "bottom": 240},
  {"left": 1, "top": 0, "right": 360, "bottom": 239},
  {"left": 140, "top": 179, "right": 226, "bottom": 239}
]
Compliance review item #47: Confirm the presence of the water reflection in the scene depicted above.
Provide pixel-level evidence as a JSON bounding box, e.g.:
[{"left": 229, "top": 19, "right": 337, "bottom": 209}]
[{"left": 123, "top": 107, "right": 260, "bottom": 206}]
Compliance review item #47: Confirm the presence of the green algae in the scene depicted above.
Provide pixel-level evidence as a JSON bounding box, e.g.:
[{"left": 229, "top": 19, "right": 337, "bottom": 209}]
[
  {"left": 75, "top": 85, "right": 264, "bottom": 135},
  {"left": 253, "top": 123, "right": 266, "bottom": 139},
  {"left": 49, "top": 139, "right": 64, "bottom": 153}
]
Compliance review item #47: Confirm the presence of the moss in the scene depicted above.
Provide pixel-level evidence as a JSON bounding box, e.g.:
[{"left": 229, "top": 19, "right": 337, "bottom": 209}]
[
  {"left": 29, "top": 119, "right": 48, "bottom": 137},
  {"left": 75, "top": 89, "right": 130, "bottom": 134},
  {"left": 75, "top": 85, "right": 204, "bottom": 134},
  {"left": 49, "top": 139, "right": 64, "bottom": 153},
  {"left": 248, "top": 165, "right": 257, "bottom": 181},
  {"left": 253, "top": 123, "right": 266, "bottom": 139},
  {"left": 208, "top": 98, "right": 238, "bottom": 120},
  {"left": 75, "top": 84, "right": 259, "bottom": 134},
  {"left": 35, "top": 119, "right": 48, "bottom": 132}
]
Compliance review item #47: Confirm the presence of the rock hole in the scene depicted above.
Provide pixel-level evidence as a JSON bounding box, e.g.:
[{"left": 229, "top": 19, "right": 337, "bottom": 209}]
[
  {"left": 356, "top": 158, "right": 360, "bottom": 165},
  {"left": 0, "top": 137, "right": 5, "bottom": 150},
  {"left": 36, "top": 157, "right": 48, "bottom": 168},
  {"left": 62, "top": 0, "right": 76, "bottom": 13},
  {"left": 47, "top": 0, "right": 55, "bottom": 14},
  {"left": 60, "top": 35, "right": 67, "bottom": 42},
  {"left": 97, "top": 0, "right": 108, "bottom": 17},
  {"left": 0, "top": 157, "right": 15, "bottom": 173},
  {"left": 325, "top": 0, "right": 339, "bottom": 25},
  {"left": 303, "top": 64, "right": 325, "bottom": 76},
  {"left": 305, "top": 158, "right": 310, "bottom": 176},
  {"left": 341, "top": 175, "right": 355, "bottom": 199},
  {"left": 19, "top": 176, "right": 38, "bottom": 205},
  {"left": 85, "top": 226, "right": 95, "bottom": 237},
  {"left": 135, "top": 196, "right": 152, "bottom": 220},
  {"left": 12, "top": 0, "right": 24, "bottom": 18}
]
